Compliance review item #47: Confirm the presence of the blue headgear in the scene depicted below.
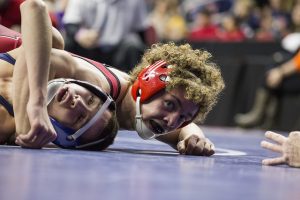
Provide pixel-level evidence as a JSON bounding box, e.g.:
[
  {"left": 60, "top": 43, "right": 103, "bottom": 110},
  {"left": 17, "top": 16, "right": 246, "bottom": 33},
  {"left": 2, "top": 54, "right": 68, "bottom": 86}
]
[{"left": 47, "top": 79, "right": 115, "bottom": 149}]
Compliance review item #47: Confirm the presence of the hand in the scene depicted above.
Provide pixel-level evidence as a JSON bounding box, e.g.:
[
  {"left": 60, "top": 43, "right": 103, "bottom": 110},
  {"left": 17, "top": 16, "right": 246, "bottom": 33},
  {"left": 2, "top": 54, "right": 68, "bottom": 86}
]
[
  {"left": 261, "top": 131, "right": 300, "bottom": 167},
  {"left": 15, "top": 103, "right": 57, "bottom": 148},
  {"left": 177, "top": 135, "right": 215, "bottom": 156},
  {"left": 266, "top": 68, "right": 283, "bottom": 89},
  {"left": 75, "top": 28, "right": 99, "bottom": 49}
]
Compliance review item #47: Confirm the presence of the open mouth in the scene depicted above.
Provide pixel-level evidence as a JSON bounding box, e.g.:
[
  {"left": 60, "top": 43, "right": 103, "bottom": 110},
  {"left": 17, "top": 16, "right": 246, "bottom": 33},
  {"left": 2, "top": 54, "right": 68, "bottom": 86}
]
[
  {"left": 149, "top": 120, "right": 165, "bottom": 134},
  {"left": 56, "top": 87, "right": 69, "bottom": 103}
]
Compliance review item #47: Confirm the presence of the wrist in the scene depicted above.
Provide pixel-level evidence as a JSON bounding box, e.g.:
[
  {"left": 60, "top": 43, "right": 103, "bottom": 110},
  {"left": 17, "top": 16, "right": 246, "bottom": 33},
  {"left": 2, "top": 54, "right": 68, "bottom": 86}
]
[
  {"left": 180, "top": 133, "right": 204, "bottom": 141},
  {"left": 28, "top": 91, "right": 47, "bottom": 107}
]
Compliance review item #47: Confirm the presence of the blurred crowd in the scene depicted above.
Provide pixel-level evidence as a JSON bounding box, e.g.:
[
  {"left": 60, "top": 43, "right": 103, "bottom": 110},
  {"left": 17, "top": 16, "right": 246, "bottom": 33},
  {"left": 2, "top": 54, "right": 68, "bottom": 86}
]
[
  {"left": 2, "top": 0, "right": 300, "bottom": 42},
  {"left": 2, "top": 0, "right": 300, "bottom": 67}
]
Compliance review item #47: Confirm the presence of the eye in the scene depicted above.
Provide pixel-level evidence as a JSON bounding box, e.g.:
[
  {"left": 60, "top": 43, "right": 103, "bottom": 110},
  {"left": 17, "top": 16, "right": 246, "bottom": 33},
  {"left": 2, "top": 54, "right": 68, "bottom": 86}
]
[
  {"left": 88, "top": 95, "right": 94, "bottom": 105},
  {"left": 164, "top": 100, "right": 174, "bottom": 110}
]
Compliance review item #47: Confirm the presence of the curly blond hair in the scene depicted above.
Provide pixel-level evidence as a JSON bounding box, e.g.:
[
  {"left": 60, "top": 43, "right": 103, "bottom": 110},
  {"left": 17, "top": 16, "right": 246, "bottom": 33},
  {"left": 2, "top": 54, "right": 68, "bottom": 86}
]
[{"left": 129, "top": 42, "right": 225, "bottom": 123}]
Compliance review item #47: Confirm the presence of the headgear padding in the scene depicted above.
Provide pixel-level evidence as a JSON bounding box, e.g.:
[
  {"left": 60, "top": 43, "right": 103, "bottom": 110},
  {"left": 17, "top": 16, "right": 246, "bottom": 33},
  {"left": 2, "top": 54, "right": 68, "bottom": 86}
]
[{"left": 131, "top": 60, "right": 172, "bottom": 102}]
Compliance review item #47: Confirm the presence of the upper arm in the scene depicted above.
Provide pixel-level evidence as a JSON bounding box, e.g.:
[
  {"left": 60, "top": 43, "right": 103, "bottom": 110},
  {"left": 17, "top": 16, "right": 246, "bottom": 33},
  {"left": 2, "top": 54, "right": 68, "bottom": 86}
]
[{"left": 48, "top": 49, "right": 101, "bottom": 84}]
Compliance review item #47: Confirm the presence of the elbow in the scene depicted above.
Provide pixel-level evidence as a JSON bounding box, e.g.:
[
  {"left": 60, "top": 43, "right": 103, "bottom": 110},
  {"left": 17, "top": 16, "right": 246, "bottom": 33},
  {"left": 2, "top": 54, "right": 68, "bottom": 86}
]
[
  {"left": 20, "top": 0, "right": 47, "bottom": 14},
  {"left": 52, "top": 27, "right": 65, "bottom": 50}
]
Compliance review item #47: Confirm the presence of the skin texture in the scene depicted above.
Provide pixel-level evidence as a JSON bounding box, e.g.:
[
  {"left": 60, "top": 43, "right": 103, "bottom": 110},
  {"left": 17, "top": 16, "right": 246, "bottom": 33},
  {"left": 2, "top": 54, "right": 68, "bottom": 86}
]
[
  {"left": 47, "top": 83, "right": 102, "bottom": 131},
  {"left": 261, "top": 131, "right": 300, "bottom": 167},
  {"left": 13, "top": 0, "right": 56, "bottom": 148},
  {"left": 141, "top": 88, "right": 198, "bottom": 133}
]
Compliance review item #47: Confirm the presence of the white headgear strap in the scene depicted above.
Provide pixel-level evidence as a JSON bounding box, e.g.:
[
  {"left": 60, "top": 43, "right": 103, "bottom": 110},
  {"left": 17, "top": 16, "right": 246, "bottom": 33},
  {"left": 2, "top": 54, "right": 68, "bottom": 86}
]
[{"left": 135, "top": 96, "right": 156, "bottom": 140}]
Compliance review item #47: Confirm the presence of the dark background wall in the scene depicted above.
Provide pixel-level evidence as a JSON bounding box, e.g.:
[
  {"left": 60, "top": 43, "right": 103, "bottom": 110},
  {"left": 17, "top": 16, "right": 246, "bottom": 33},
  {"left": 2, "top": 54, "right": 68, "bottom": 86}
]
[{"left": 191, "top": 42, "right": 300, "bottom": 131}]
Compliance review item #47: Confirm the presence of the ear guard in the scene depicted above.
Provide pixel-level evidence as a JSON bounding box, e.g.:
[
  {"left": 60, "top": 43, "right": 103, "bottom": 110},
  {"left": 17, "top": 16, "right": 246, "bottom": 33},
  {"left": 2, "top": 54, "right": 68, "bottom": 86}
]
[
  {"left": 47, "top": 79, "right": 115, "bottom": 149},
  {"left": 131, "top": 60, "right": 171, "bottom": 103}
]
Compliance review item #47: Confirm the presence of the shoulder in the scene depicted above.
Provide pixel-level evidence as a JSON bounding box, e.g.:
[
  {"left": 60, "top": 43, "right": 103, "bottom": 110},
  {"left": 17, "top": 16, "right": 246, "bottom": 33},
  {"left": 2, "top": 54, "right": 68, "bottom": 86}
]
[
  {"left": 107, "top": 67, "right": 131, "bottom": 100},
  {"left": 50, "top": 49, "right": 77, "bottom": 70},
  {"left": 49, "top": 49, "right": 82, "bottom": 79}
]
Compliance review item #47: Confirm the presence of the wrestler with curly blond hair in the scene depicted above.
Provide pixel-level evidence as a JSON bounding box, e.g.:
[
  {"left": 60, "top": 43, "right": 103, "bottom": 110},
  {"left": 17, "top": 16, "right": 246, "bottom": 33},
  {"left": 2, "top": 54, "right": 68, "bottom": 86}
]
[
  {"left": 128, "top": 42, "right": 224, "bottom": 155},
  {"left": 130, "top": 42, "right": 224, "bottom": 124}
]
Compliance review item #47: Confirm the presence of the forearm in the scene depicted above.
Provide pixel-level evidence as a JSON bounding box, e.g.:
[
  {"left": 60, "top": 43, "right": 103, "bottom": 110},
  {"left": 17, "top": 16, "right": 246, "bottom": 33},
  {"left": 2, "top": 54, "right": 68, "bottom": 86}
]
[
  {"left": 156, "top": 131, "right": 180, "bottom": 150},
  {"left": 13, "top": 51, "right": 31, "bottom": 135},
  {"left": 156, "top": 123, "right": 205, "bottom": 150},
  {"left": 20, "top": 0, "right": 52, "bottom": 106},
  {"left": 178, "top": 123, "right": 205, "bottom": 140}
]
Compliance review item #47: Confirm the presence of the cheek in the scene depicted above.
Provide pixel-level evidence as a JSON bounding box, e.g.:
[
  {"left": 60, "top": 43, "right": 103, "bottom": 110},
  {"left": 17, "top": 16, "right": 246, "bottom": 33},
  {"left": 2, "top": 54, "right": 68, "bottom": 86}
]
[
  {"left": 80, "top": 112, "right": 110, "bottom": 142},
  {"left": 141, "top": 103, "right": 165, "bottom": 120},
  {"left": 48, "top": 104, "right": 73, "bottom": 123}
]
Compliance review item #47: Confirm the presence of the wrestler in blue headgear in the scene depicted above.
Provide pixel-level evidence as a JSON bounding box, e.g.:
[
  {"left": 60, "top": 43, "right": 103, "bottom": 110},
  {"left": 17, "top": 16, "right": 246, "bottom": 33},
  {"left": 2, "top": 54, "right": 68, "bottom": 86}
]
[{"left": 47, "top": 78, "right": 115, "bottom": 149}]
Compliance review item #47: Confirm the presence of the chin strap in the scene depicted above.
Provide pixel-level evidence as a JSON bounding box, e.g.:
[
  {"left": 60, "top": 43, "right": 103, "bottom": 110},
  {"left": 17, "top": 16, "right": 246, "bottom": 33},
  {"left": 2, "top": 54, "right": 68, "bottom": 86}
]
[
  {"left": 68, "top": 96, "right": 113, "bottom": 141},
  {"left": 135, "top": 96, "right": 156, "bottom": 140}
]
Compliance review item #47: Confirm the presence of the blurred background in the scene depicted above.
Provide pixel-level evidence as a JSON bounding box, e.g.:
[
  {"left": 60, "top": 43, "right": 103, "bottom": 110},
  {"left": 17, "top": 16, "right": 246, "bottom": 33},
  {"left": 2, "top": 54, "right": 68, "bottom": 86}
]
[{"left": 2, "top": 0, "right": 300, "bottom": 131}]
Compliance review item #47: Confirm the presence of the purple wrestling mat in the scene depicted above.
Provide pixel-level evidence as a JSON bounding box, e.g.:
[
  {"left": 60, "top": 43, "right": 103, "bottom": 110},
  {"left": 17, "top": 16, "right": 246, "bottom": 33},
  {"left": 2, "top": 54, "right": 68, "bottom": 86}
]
[{"left": 0, "top": 126, "right": 299, "bottom": 200}]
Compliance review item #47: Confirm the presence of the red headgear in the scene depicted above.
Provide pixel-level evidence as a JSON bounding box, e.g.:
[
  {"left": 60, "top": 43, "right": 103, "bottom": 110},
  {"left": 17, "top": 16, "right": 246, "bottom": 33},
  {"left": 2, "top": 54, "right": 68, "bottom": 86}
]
[{"left": 131, "top": 60, "right": 172, "bottom": 103}]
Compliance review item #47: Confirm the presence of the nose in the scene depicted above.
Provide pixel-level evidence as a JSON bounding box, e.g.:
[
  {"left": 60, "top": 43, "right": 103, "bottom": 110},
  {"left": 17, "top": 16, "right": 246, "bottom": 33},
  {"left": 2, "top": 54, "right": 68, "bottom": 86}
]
[
  {"left": 165, "top": 112, "right": 182, "bottom": 130},
  {"left": 71, "top": 95, "right": 88, "bottom": 110}
]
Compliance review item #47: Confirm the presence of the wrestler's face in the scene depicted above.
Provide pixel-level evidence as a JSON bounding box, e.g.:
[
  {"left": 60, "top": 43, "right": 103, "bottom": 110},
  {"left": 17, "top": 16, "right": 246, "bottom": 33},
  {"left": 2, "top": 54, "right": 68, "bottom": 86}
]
[
  {"left": 47, "top": 83, "right": 112, "bottom": 142},
  {"left": 141, "top": 87, "right": 199, "bottom": 134}
]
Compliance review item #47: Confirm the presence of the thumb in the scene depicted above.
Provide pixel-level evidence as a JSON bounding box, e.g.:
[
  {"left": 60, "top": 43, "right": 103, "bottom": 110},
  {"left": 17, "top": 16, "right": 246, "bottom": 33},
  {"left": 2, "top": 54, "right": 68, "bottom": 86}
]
[{"left": 177, "top": 140, "right": 186, "bottom": 154}]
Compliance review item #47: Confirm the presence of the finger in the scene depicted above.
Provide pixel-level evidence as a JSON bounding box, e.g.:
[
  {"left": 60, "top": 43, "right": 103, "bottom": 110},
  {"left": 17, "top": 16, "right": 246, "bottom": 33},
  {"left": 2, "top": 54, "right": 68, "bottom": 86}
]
[
  {"left": 17, "top": 131, "right": 36, "bottom": 143},
  {"left": 206, "top": 148, "right": 215, "bottom": 156},
  {"left": 185, "top": 135, "right": 198, "bottom": 155},
  {"left": 40, "top": 131, "right": 57, "bottom": 147},
  {"left": 210, "top": 142, "right": 216, "bottom": 152},
  {"left": 262, "top": 157, "right": 286, "bottom": 165},
  {"left": 46, "top": 130, "right": 57, "bottom": 143},
  {"left": 177, "top": 140, "right": 186, "bottom": 154},
  {"left": 261, "top": 140, "right": 283, "bottom": 153},
  {"left": 203, "top": 141, "right": 214, "bottom": 156},
  {"left": 17, "top": 128, "right": 47, "bottom": 148},
  {"left": 265, "top": 131, "right": 286, "bottom": 144},
  {"left": 31, "top": 132, "right": 48, "bottom": 147},
  {"left": 15, "top": 137, "right": 41, "bottom": 149},
  {"left": 192, "top": 140, "right": 205, "bottom": 155},
  {"left": 206, "top": 144, "right": 215, "bottom": 156},
  {"left": 204, "top": 138, "right": 215, "bottom": 156},
  {"left": 30, "top": 129, "right": 57, "bottom": 148}
]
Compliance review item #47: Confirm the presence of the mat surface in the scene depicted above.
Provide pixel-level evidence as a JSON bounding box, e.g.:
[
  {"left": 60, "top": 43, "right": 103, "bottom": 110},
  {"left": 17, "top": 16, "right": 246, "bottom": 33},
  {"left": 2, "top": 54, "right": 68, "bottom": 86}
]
[{"left": 0, "top": 126, "right": 299, "bottom": 200}]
